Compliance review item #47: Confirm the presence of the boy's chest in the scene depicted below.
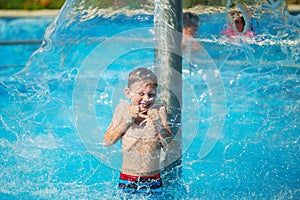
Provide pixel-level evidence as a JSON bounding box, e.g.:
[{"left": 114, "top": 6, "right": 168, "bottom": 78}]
[{"left": 121, "top": 123, "right": 160, "bottom": 152}]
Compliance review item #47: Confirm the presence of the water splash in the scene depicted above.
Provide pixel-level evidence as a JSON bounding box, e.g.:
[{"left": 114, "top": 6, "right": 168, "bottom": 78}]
[{"left": 1, "top": 0, "right": 299, "bottom": 199}]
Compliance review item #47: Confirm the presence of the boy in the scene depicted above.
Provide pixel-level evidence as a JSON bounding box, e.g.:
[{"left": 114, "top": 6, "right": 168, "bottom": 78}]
[{"left": 104, "top": 67, "right": 173, "bottom": 193}]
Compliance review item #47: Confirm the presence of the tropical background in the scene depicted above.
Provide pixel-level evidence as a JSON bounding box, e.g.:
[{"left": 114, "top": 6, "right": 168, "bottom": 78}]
[{"left": 0, "top": 0, "right": 299, "bottom": 10}]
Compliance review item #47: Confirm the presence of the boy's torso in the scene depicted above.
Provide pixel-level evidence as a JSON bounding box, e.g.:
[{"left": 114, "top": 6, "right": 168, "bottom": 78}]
[{"left": 121, "top": 114, "right": 162, "bottom": 176}]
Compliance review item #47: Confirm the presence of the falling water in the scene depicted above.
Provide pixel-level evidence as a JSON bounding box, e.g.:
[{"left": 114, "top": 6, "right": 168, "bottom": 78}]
[{"left": 0, "top": 0, "right": 299, "bottom": 199}]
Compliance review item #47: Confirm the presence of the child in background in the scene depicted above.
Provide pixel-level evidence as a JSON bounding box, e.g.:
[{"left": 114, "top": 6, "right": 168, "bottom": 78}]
[
  {"left": 182, "top": 12, "right": 201, "bottom": 52},
  {"left": 183, "top": 12, "right": 199, "bottom": 38},
  {"left": 104, "top": 67, "right": 173, "bottom": 194},
  {"left": 222, "top": 10, "right": 254, "bottom": 37}
]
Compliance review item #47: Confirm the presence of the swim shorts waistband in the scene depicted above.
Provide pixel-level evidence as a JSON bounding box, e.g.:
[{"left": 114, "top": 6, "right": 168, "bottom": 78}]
[
  {"left": 119, "top": 172, "right": 163, "bottom": 193},
  {"left": 120, "top": 172, "right": 161, "bottom": 182}
]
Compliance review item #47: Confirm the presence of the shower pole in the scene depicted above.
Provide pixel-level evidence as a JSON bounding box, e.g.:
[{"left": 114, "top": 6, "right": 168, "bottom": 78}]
[{"left": 154, "top": 0, "right": 183, "bottom": 180}]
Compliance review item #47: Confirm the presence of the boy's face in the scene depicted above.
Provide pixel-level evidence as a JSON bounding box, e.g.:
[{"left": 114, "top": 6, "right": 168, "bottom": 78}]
[{"left": 126, "top": 81, "right": 156, "bottom": 112}]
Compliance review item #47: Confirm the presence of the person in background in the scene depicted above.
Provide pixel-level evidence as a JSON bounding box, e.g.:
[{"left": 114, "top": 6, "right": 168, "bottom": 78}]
[
  {"left": 222, "top": 10, "right": 254, "bottom": 37},
  {"left": 182, "top": 11, "right": 201, "bottom": 52},
  {"left": 183, "top": 12, "right": 199, "bottom": 38}
]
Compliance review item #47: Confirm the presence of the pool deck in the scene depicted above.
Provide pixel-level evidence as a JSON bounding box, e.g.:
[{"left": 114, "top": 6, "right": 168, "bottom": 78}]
[
  {"left": 288, "top": 4, "right": 300, "bottom": 12},
  {"left": 0, "top": 4, "right": 299, "bottom": 17},
  {"left": 0, "top": 9, "right": 59, "bottom": 17}
]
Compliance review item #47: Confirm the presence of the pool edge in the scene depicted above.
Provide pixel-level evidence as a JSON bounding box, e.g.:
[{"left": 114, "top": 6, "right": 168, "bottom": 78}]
[
  {"left": 0, "top": 9, "right": 59, "bottom": 17},
  {"left": 0, "top": 4, "right": 299, "bottom": 17}
]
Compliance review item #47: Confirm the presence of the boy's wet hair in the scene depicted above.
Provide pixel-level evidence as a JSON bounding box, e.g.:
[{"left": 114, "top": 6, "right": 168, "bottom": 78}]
[
  {"left": 128, "top": 68, "right": 158, "bottom": 88},
  {"left": 183, "top": 12, "right": 199, "bottom": 28}
]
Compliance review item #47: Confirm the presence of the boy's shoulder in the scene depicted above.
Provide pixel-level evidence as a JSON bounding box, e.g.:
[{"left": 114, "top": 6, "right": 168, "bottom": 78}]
[
  {"left": 115, "top": 101, "right": 130, "bottom": 108},
  {"left": 113, "top": 101, "right": 129, "bottom": 114}
]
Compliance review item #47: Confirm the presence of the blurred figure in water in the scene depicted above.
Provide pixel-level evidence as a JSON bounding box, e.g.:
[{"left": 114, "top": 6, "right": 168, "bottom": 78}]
[
  {"left": 182, "top": 12, "right": 201, "bottom": 52},
  {"left": 183, "top": 12, "right": 199, "bottom": 38},
  {"left": 222, "top": 10, "right": 255, "bottom": 38}
]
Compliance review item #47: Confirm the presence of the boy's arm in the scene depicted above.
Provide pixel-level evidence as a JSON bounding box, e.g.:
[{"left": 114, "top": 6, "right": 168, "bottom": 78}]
[
  {"left": 158, "top": 105, "right": 173, "bottom": 147},
  {"left": 148, "top": 105, "right": 173, "bottom": 147},
  {"left": 104, "top": 123, "right": 125, "bottom": 147},
  {"left": 103, "top": 102, "right": 139, "bottom": 146}
]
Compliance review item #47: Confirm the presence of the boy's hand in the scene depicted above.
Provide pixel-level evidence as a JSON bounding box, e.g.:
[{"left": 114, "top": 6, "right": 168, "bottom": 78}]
[
  {"left": 114, "top": 104, "right": 139, "bottom": 133},
  {"left": 128, "top": 105, "right": 139, "bottom": 120},
  {"left": 147, "top": 108, "right": 163, "bottom": 131},
  {"left": 147, "top": 108, "right": 160, "bottom": 122}
]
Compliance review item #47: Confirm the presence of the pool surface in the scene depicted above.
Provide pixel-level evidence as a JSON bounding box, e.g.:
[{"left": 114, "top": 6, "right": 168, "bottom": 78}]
[
  {"left": 0, "top": 1, "right": 300, "bottom": 199},
  {"left": 0, "top": 17, "right": 53, "bottom": 69}
]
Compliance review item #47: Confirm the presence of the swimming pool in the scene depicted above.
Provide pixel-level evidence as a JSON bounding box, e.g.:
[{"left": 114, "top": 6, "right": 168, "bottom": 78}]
[
  {"left": 1, "top": 1, "right": 300, "bottom": 200},
  {"left": 0, "top": 17, "right": 53, "bottom": 69}
]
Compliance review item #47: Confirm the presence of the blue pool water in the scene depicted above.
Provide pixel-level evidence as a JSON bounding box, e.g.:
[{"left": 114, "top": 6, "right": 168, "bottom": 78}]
[
  {"left": 0, "top": 17, "right": 53, "bottom": 69},
  {"left": 1, "top": 1, "right": 300, "bottom": 200}
]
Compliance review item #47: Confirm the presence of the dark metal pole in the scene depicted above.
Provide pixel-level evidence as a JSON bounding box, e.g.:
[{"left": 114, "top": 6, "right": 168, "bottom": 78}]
[{"left": 154, "top": 0, "right": 183, "bottom": 183}]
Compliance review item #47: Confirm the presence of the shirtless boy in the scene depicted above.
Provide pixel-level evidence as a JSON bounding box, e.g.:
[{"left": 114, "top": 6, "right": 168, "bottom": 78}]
[{"left": 104, "top": 67, "right": 173, "bottom": 193}]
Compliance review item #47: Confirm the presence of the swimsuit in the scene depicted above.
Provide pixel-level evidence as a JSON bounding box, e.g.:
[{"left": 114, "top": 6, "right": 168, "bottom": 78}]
[
  {"left": 222, "top": 26, "right": 254, "bottom": 37},
  {"left": 118, "top": 172, "right": 163, "bottom": 194}
]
